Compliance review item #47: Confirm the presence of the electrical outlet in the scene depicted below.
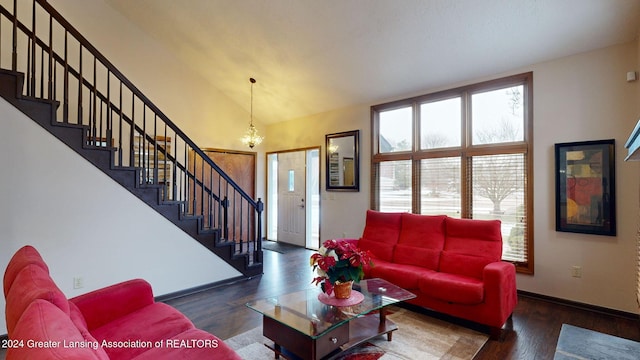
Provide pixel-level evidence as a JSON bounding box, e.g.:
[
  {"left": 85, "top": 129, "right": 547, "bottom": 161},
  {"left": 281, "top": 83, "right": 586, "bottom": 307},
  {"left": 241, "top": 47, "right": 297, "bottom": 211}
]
[
  {"left": 73, "top": 276, "right": 84, "bottom": 289},
  {"left": 571, "top": 266, "right": 582, "bottom": 278}
]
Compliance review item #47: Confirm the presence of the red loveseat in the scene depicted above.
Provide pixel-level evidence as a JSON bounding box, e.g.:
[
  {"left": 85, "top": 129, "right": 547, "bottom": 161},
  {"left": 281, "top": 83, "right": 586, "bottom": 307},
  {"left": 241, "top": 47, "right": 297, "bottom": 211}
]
[
  {"left": 343, "top": 210, "right": 517, "bottom": 337},
  {"left": 3, "top": 245, "right": 241, "bottom": 360}
]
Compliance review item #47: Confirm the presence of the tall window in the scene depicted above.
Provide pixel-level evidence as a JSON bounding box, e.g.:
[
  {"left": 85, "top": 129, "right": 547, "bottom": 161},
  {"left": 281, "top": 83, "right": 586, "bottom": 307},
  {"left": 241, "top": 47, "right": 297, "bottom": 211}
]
[{"left": 371, "top": 73, "right": 533, "bottom": 273}]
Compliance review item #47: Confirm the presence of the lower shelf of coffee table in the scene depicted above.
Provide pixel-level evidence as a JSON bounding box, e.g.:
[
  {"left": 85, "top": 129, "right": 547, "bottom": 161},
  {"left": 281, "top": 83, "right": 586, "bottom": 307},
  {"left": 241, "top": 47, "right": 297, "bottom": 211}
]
[{"left": 263, "top": 312, "right": 398, "bottom": 360}]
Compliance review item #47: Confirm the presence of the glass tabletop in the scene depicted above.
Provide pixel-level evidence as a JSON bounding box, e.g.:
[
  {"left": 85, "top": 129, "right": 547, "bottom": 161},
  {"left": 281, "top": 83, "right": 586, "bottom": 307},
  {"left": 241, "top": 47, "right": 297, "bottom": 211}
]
[{"left": 246, "top": 278, "right": 415, "bottom": 339}]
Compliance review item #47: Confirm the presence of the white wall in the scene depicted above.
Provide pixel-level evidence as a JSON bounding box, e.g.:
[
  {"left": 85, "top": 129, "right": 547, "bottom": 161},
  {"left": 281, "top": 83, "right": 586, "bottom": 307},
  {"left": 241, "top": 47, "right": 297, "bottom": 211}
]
[
  {"left": 520, "top": 41, "right": 639, "bottom": 313},
  {"left": 266, "top": 105, "right": 371, "bottom": 241},
  {"left": 268, "top": 41, "right": 640, "bottom": 314},
  {"left": 0, "top": 97, "right": 241, "bottom": 335}
]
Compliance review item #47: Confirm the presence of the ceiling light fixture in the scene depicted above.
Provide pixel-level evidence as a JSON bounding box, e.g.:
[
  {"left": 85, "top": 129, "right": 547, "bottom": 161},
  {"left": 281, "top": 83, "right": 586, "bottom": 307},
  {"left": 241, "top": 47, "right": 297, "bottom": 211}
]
[{"left": 240, "top": 77, "right": 263, "bottom": 149}]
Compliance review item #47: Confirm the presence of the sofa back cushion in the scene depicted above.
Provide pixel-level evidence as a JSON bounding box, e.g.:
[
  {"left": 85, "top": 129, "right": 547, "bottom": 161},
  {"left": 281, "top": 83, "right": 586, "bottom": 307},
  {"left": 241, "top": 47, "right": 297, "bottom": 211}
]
[
  {"left": 358, "top": 210, "right": 402, "bottom": 262},
  {"left": 3, "top": 245, "right": 49, "bottom": 297},
  {"left": 66, "top": 302, "right": 110, "bottom": 360},
  {"left": 393, "top": 213, "right": 446, "bottom": 270},
  {"left": 7, "top": 299, "right": 104, "bottom": 360},
  {"left": 440, "top": 217, "right": 503, "bottom": 279},
  {"left": 5, "top": 264, "right": 70, "bottom": 336}
]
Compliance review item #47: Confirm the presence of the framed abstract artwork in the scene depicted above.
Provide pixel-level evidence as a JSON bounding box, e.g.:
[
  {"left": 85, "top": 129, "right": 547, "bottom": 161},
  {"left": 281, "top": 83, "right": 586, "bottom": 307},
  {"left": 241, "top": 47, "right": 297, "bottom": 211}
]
[{"left": 555, "top": 139, "right": 616, "bottom": 236}]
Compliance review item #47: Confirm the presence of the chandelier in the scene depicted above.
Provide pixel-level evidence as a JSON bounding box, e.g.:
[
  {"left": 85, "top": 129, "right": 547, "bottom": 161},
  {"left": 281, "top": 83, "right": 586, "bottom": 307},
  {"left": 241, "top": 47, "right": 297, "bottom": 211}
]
[{"left": 240, "top": 77, "right": 263, "bottom": 148}]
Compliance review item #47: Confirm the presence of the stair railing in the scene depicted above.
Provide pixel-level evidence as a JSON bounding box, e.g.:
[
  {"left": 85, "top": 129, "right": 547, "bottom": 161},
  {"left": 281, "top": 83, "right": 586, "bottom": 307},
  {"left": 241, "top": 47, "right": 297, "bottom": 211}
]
[{"left": 0, "top": 0, "right": 263, "bottom": 263}]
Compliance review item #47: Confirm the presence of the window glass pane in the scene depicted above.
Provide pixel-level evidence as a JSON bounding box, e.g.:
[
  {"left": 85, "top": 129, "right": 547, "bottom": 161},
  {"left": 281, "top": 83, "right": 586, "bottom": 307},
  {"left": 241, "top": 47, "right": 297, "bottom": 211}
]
[
  {"left": 372, "top": 74, "right": 532, "bottom": 271},
  {"left": 420, "top": 97, "right": 461, "bottom": 149},
  {"left": 471, "top": 154, "right": 526, "bottom": 262},
  {"left": 472, "top": 85, "right": 524, "bottom": 145},
  {"left": 288, "top": 170, "right": 295, "bottom": 191},
  {"left": 378, "top": 160, "right": 412, "bottom": 212},
  {"left": 379, "top": 107, "right": 412, "bottom": 153},
  {"left": 420, "top": 157, "right": 461, "bottom": 217}
]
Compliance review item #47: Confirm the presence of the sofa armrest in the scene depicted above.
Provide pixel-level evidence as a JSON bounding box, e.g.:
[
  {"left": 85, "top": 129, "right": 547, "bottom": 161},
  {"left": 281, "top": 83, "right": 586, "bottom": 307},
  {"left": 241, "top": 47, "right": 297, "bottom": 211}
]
[
  {"left": 69, "top": 279, "right": 155, "bottom": 330},
  {"left": 483, "top": 261, "right": 518, "bottom": 323}
]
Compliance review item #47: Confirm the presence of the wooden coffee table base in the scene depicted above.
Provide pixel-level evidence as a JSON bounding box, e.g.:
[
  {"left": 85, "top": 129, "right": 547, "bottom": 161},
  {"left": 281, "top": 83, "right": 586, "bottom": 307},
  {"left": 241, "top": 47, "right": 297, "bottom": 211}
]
[{"left": 263, "top": 307, "right": 397, "bottom": 360}]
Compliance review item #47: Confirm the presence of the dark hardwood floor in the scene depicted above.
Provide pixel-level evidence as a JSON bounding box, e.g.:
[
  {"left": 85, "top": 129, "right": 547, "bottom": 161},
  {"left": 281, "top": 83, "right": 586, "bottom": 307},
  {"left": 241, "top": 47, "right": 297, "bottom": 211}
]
[
  {"left": 2, "top": 245, "right": 638, "bottom": 359},
  {"left": 164, "top": 246, "right": 640, "bottom": 360}
]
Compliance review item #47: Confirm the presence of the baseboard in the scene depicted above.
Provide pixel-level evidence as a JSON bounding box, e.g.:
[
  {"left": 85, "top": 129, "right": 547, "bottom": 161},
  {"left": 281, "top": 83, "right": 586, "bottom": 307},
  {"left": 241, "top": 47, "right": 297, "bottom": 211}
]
[
  {"left": 518, "top": 290, "right": 639, "bottom": 321},
  {"left": 155, "top": 274, "right": 257, "bottom": 302}
]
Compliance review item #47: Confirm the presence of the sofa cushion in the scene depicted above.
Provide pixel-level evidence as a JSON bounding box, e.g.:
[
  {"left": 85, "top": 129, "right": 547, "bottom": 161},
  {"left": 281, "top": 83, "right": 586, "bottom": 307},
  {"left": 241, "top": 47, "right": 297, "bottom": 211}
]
[
  {"left": 358, "top": 210, "right": 402, "bottom": 261},
  {"left": 7, "top": 299, "right": 102, "bottom": 360},
  {"left": 69, "top": 301, "right": 89, "bottom": 332},
  {"left": 90, "top": 302, "right": 195, "bottom": 360},
  {"left": 3, "top": 245, "right": 49, "bottom": 297},
  {"left": 392, "top": 245, "right": 441, "bottom": 270},
  {"left": 440, "top": 252, "right": 498, "bottom": 280},
  {"left": 130, "top": 328, "right": 242, "bottom": 360},
  {"left": 5, "top": 264, "right": 70, "bottom": 336},
  {"left": 393, "top": 213, "right": 446, "bottom": 269},
  {"left": 70, "top": 279, "right": 155, "bottom": 331},
  {"left": 440, "top": 217, "right": 502, "bottom": 279},
  {"left": 368, "top": 260, "right": 436, "bottom": 290},
  {"left": 358, "top": 239, "right": 396, "bottom": 262},
  {"left": 419, "top": 272, "right": 484, "bottom": 305},
  {"left": 397, "top": 213, "right": 446, "bottom": 247},
  {"left": 68, "top": 302, "right": 110, "bottom": 360}
]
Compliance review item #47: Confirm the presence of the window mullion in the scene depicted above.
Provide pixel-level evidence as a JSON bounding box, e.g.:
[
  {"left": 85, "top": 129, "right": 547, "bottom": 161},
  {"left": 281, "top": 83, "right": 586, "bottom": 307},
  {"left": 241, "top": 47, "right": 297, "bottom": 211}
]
[
  {"left": 413, "top": 102, "right": 420, "bottom": 213},
  {"left": 461, "top": 154, "right": 472, "bottom": 218},
  {"left": 412, "top": 157, "right": 420, "bottom": 213},
  {"left": 461, "top": 91, "right": 472, "bottom": 218}
]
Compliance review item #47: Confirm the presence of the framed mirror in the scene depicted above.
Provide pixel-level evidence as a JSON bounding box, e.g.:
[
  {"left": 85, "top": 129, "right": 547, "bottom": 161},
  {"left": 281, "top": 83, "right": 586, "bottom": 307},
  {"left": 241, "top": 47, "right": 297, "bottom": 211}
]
[{"left": 326, "top": 130, "right": 359, "bottom": 192}]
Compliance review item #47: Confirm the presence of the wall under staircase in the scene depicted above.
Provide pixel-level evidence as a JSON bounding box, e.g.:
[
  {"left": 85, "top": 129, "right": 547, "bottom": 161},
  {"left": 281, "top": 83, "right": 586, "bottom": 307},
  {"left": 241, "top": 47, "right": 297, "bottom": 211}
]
[{"left": 0, "top": 94, "right": 245, "bottom": 335}]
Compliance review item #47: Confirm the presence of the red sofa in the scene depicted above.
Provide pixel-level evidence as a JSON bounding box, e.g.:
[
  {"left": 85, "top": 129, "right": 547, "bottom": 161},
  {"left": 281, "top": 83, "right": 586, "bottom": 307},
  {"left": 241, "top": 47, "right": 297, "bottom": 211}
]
[
  {"left": 3, "top": 245, "right": 241, "bottom": 360},
  {"left": 344, "top": 210, "right": 517, "bottom": 337}
]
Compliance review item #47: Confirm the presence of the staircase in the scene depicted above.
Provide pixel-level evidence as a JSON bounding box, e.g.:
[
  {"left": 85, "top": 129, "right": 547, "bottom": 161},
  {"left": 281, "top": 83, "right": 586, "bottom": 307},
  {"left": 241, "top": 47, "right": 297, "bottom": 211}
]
[{"left": 0, "top": 0, "right": 263, "bottom": 277}]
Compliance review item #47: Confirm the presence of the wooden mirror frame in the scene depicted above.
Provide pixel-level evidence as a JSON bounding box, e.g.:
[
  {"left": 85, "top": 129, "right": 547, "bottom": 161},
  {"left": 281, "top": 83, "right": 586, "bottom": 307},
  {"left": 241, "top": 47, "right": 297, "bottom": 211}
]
[{"left": 326, "top": 130, "right": 359, "bottom": 192}]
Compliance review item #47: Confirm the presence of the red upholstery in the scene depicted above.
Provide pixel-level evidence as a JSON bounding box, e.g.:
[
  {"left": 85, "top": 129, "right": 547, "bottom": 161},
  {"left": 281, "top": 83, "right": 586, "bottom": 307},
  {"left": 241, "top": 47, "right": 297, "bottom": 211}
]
[
  {"left": 440, "top": 217, "right": 503, "bottom": 279},
  {"left": 393, "top": 213, "right": 446, "bottom": 270},
  {"left": 68, "top": 302, "right": 110, "bottom": 360},
  {"left": 90, "top": 303, "right": 194, "bottom": 360},
  {"left": 342, "top": 212, "right": 517, "bottom": 332},
  {"left": 358, "top": 210, "right": 402, "bottom": 261},
  {"left": 3, "top": 245, "right": 49, "bottom": 297},
  {"left": 420, "top": 272, "right": 484, "bottom": 304},
  {"left": 131, "top": 329, "right": 234, "bottom": 360},
  {"left": 3, "top": 245, "right": 242, "bottom": 360},
  {"left": 5, "top": 264, "right": 70, "bottom": 335},
  {"left": 368, "top": 261, "right": 436, "bottom": 290},
  {"left": 70, "top": 279, "right": 155, "bottom": 331},
  {"left": 7, "top": 300, "right": 106, "bottom": 360}
]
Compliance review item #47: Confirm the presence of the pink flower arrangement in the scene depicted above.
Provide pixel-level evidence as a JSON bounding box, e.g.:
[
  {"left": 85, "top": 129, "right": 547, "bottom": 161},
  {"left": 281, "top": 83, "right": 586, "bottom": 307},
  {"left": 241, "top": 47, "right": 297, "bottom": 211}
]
[{"left": 310, "top": 239, "right": 373, "bottom": 295}]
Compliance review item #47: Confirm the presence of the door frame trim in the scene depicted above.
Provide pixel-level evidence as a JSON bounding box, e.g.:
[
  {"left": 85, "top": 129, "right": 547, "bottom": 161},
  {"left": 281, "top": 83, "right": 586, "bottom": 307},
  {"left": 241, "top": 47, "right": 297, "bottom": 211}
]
[{"left": 266, "top": 146, "right": 321, "bottom": 248}]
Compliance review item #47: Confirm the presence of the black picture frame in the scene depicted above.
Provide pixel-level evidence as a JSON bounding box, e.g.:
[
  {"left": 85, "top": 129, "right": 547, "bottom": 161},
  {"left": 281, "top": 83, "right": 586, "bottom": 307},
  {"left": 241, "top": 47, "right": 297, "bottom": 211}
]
[
  {"left": 325, "top": 130, "right": 359, "bottom": 192},
  {"left": 555, "top": 139, "right": 616, "bottom": 236}
]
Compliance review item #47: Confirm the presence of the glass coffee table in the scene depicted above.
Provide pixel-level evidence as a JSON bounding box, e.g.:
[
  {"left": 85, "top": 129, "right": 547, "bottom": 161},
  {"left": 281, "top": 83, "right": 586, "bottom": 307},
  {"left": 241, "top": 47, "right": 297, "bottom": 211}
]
[{"left": 246, "top": 278, "right": 416, "bottom": 360}]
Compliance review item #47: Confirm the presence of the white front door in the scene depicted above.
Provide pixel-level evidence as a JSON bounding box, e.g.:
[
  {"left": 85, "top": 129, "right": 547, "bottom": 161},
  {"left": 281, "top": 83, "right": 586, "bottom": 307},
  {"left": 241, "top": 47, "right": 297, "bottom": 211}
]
[{"left": 277, "top": 151, "right": 306, "bottom": 246}]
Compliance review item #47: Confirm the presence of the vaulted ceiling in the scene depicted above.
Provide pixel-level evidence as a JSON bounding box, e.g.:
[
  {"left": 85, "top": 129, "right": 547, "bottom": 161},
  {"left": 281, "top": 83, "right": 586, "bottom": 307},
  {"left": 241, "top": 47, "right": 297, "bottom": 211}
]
[{"left": 104, "top": 0, "right": 640, "bottom": 124}]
